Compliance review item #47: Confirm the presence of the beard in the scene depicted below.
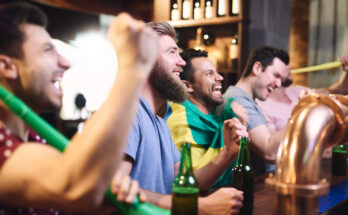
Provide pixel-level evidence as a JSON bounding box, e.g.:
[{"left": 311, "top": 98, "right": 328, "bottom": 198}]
[
  {"left": 193, "top": 85, "right": 223, "bottom": 108},
  {"left": 149, "top": 62, "right": 188, "bottom": 103}
]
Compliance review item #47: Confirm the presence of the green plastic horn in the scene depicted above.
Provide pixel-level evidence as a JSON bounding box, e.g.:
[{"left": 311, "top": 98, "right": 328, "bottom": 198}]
[{"left": 0, "top": 85, "right": 170, "bottom": 215}]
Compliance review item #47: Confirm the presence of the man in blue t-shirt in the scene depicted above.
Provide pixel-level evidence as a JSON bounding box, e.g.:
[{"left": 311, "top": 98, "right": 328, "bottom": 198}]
[{"left": 119, "top": 22, "right": 245, "bottom": 215}]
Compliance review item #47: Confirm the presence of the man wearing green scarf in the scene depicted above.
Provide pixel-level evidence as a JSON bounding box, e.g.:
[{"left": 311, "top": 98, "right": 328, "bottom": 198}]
[{"left": 167, "top": 49, "right": 248, "bottom": 187}]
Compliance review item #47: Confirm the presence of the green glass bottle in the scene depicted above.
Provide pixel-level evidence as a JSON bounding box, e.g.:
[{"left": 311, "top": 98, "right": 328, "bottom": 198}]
[
  {"left": 332, "top": 144, "right": 347, "bottom": 176},
  {"left": 231, "top": 137, "right": 254, "bottom": 215},
  {"left": 171, "top": 143, "right": 199, "bottom": 215}
]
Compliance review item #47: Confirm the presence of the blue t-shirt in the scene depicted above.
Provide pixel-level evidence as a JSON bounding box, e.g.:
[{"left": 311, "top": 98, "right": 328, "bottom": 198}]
[{"left": 125, "top": 97, "right": 181, "bottom": 194}]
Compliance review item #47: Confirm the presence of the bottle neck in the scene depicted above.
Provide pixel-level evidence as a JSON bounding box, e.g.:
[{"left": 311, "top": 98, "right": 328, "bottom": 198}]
[
  {"left": 178, "top": 143, "right": 194, "bottom": 175},
  {"left": 236, "top": 137, "right": 251, "bottom": 165}
]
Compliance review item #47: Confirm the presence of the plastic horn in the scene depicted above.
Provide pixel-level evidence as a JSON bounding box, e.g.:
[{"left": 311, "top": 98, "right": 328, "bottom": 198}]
[
  {"left": 291, "top": 61, "right": 342, "bottom": 74},
  {"left": 0, "top": 85, "right": 170, "bottom": 215}
]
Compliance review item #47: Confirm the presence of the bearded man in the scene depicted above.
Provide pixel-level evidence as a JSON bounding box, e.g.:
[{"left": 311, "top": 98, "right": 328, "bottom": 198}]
[{"left": 118, "top": 22, "right": 248, "bottom": 215}]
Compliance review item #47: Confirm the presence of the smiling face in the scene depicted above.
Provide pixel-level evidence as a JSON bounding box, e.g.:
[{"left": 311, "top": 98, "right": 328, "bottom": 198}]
[
  {"left": 13, "top": 24, "right": 70, "bottom": 112},
  {"left": 189, "top": 57, "right": 223, "bottom": 109},
  {"left": 252, "top": 57, "right": 290, "bottom": 101},
  {"left": 149, "top": 34, "right": 187, "bottom": 103}
]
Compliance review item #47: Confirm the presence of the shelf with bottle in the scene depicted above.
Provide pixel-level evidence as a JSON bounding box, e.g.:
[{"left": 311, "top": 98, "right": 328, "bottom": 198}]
[
  {"left": 154, "top": 0, "right": 247, "bottom": 87},
  {"left": 168, "top": 0, "right": 242, "bottom": 28}
]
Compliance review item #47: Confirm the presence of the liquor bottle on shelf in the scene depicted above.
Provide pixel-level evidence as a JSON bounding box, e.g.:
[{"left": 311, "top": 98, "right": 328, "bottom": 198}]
[
  {"left": 231, "top": 137, "right": 254, "bottom": 215},
  {"left": 230, "top": 34, "right": 239, "bottom": 70},
  {"left": 182, "top": 0, "right": 190, "bottom": 20},
  {"left": 205, "top": 0, "right": 213, "bottom": 19},
  {"left": 171, "top": 0, "right": 179, "bottom": 21},
  {"left": 331, "top": 144, "right": 348, "bottom": 176},
  {"left": 229, "top": 0, "right": 240, "bottom": 16},
  {"left": 217, "top": 0, "right": 226, "bottom": 17},
  {"left": 193, "top": 0, "right": 201, "bottom": 19},
  {"left": 171, "top": 143, "right": 199, "bottom": 215},
  {"left": 194, "top": 27, "right": 204, "bottom": 50}
]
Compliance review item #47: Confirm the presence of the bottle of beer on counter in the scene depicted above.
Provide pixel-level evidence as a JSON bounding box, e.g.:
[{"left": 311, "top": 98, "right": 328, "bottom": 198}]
[
  {"left": 332, "top": 144, "right": 348, "bottom": 176},
  {"left": 231, "top": 137, "right": 254, "bottom": 215},
  {"left": 171, "top": 143, "right": 199, "bottom": 215}
]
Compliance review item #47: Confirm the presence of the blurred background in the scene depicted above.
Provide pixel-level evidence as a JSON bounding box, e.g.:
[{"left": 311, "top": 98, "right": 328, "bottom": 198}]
[{"left": 0, "top": 0, "right": 346, "bottom": 137}]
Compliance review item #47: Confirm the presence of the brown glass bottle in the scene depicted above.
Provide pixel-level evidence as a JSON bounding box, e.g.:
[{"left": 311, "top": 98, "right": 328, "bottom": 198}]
[
  {"left": 231, "top": 137, "right": 254, "bottom": 215},
  {"left": 171, "top": 143, "right": 199, "bottom": 215},
  {"left": 332, "top": 144, "right": 348, "bottom": 176}
]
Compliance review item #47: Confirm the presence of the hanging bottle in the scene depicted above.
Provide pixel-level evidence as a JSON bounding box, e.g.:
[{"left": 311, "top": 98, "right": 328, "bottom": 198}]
[
  {"left": 171, "top": 0, "right": 179, "bottom": 20},
  {"left": 182, "top": 0, "right": 190, "bottom": 19},
  {"left": 217, "top": 0, "right": 226, "bottom": 17},
  {"left": 193, "top": 0, "right": 201, "bottom": 19},
  {"left": 171, "top": 143, "right": 199, "bottom": 215},
  {"left": 231, "top": 137, "right": 254, "bottom": 215},
  {"left": 205, "top": 0, "right": 213, "bottom": 19},
  {"left": 229, "top": 0, "right": 240, "bottom": 16}
]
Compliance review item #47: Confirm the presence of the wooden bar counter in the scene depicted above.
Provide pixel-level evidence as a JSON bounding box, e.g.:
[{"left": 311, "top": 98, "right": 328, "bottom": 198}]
[{"left": 253, "top": 159, "right": 348, "bottom": 215}]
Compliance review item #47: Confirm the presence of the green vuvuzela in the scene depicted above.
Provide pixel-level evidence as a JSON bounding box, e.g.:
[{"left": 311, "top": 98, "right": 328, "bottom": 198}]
[{"left": 0, "top": 85, "right": 169, "bottom": 215}]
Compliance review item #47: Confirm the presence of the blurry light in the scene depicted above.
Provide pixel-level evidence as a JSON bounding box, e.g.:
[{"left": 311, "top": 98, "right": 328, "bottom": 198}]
[{"left": 53, "top": 31, "right": 118, "bottom": 120}]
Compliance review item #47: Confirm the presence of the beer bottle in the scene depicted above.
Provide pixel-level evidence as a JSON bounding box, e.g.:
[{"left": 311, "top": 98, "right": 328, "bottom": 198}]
[
  {"left": 171, "top": 143, "right": 199, "bottom": 215},
  {"left": 231, "top": 137, "right": 254, "bottom": 215},
  {"left": 332, "top": 144, "right": 348, "bottom": 176}
]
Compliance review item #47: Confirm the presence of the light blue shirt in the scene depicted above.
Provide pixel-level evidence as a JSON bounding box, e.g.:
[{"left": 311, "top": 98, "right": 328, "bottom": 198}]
[{"left": 125, "top": 97, "right": 181, "bottom": 194}]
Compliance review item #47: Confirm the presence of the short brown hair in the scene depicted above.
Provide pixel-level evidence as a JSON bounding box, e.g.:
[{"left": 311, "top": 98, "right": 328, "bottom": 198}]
[
  {"left": 241, "top": 46, "right": 289, "bottom": 78},
  {"left": 0, "top": 2, "right": 47, "bottom": 58},
  {"left": 146, "top": 21, "right": 176, "bottom": 39}
]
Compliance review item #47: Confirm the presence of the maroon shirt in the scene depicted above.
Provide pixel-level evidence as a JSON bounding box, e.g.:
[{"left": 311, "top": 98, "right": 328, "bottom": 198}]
[{"left": 0, "top": 125, "right": 59, "bottom": 215}]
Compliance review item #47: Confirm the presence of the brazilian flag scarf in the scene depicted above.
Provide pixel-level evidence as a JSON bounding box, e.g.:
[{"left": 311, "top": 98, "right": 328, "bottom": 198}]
[{"left": 167, "top": 98, "right": 237, "bottom": 188}]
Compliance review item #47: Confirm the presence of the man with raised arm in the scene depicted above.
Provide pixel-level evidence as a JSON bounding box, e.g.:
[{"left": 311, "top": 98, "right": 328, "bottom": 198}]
[{"left": 0, "top": 2, "right": 157, "bottom": 214}]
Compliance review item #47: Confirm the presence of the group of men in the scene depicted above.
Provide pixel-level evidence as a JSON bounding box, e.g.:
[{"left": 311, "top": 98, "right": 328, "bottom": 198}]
[{"left": 1, "top": 2, "right": 348, "bottom": 215}]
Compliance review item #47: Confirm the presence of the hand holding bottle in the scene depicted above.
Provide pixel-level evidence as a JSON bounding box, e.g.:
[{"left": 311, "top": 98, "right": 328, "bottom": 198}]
[
  {"left": 222, "top": 118, "right": 249, "bottom": 153},
  {"left": 199, "top": 187, "right": 243, "bottom": 215}
]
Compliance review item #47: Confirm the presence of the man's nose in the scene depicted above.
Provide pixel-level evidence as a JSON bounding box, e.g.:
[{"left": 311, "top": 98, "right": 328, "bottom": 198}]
[
  {"left": 275, "top": 78, "right": 282, "bottom": 88},
  {"left": 177, "top": 55, "right": 186, "bottom": 67},
  {"left": 216, "top": 72, "right": 223, "bottom": 81},
  {"left": 59, "top": 54, "right": 71, "bottom": 71}
]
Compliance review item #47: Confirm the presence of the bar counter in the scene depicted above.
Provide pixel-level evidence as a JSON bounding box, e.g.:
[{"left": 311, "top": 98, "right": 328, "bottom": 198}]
[{"left": 253, "top": 159, "right": 348, "bottom": 215}]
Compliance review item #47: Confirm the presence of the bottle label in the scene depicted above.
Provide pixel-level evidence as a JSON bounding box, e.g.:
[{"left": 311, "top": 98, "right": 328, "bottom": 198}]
[{"left": 172, "top": 187, "right": 199, "bottom": 194}]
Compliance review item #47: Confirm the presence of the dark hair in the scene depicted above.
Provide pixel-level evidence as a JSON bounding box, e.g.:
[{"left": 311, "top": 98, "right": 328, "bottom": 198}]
[
  {"left": 146, "top": 21, "right": 176, "bottom": 39},
  {"left": 241, "top": 46, "right": 289, "bottom": 78},
  {"left": 180, "top": 48, "right": 208, "bottom": 82},
  {"left": 0, "top": 2, "right": 47, "bottom": 58}
]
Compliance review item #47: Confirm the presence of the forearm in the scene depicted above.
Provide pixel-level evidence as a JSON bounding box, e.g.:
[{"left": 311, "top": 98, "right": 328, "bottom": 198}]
[
  {"left": 327, "top": 72, "right": 348, "bottom": 94},
  {"left": 141, "top": 189, "right": 172, "bottom": 209},
  {"left": 264, "top": 127, "right": 287, "bottom": 162},
  {"left": 194, "top": 148, "right": 237, "bottom": 190},
  {"left": 50, "top": 65, "right": 147, "bottom": 208}
]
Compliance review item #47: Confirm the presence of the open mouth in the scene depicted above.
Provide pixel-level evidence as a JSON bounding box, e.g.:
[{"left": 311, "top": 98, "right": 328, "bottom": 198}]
[
  {"left": 212, "top": 85, "right": 222, "bottom": 97},
  {"left": 173, "top": 71, "right": 180, "bottom": 79},
  {"left": 51, "top": 77, "right": 63, "bottom": 96},
  {"left": 267, "top": 86, "right": 274, "bottom": 93}
]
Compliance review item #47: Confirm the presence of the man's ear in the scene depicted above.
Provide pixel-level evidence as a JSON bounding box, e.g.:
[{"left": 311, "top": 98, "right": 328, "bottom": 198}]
[
  {"left": 182, "top": 80, "right": 194, "bottom": 93},
  {"left": 0, "top": 55, "right": 18, "bottom": 79},
  {"left": 252, "top": 61, "right": 263, "bottom": 76}
]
